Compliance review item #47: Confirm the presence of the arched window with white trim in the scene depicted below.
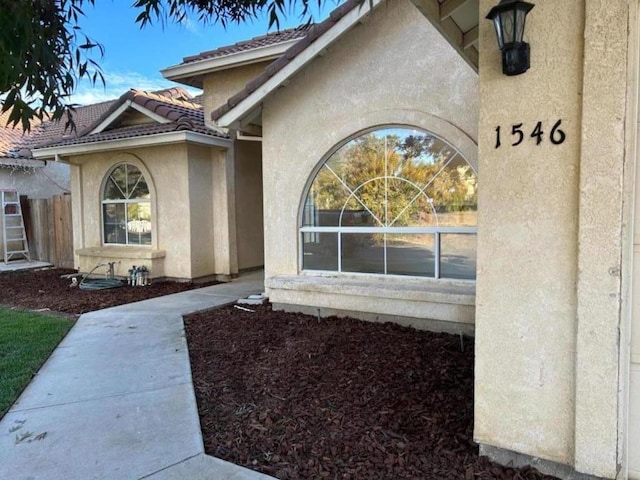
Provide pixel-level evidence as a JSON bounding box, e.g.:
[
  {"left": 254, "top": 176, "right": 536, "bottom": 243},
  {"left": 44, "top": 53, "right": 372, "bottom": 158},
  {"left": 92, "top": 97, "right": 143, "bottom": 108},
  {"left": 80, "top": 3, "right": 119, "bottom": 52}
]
[
  {"left": 300, "top": 127, "right": 477, "bottom": 280},
  {"left": 102, "top": 163, "right": 152, "bottom": 246}
]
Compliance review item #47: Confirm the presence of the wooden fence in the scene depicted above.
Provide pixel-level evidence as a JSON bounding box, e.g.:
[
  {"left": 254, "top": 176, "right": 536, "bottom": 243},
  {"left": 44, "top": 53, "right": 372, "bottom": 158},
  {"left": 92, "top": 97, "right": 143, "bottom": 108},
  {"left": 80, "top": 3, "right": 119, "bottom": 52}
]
[{"left": 20, "top": 194, "right": 74, "bottom": 269}]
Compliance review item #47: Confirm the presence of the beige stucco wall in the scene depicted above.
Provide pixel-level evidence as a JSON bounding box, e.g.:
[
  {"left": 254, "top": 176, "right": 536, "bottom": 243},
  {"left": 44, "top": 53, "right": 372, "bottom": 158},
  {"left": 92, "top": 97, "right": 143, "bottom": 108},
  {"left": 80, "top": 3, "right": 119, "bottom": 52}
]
[
  {"left": 202, "top": 62, "right": 271, "bottom": 129},
  {"left": 575, "top": 2, "right": 633, "bottom": 477},
  {"left": 234, "top": 140, "right": 264, "bottom": 270},
  {"left": 187, "top": 145, "right": 215, "bottom": 278},
  {"left": 261, "top": 0, "right": 478, "bottom": 325},
  {"left": 68, "top": 142, "right": 236, "bottom": 281},
  {"left": 476, "top": 0, "right": 635, "bottom": 478}
]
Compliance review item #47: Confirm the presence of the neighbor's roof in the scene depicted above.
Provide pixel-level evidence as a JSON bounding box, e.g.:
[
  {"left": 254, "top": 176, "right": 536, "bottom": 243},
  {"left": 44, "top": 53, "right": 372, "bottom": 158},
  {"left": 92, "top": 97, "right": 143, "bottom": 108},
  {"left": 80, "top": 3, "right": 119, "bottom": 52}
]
[
  {"left": 32, "top": 87, "right": 228, "bottom": 151},
  {"left": 0, "top": 107, "right": 50, "bottom": 167},
  {"left": 0, "top": 108, "right": 37, "bottom": 157}
]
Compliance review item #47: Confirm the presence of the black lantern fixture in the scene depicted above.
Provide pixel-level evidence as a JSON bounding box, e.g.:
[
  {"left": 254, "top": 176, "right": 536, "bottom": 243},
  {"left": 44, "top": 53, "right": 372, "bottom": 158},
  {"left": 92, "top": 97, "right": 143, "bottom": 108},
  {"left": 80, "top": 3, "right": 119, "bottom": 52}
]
[{"left": 486, "top": 0, "right": 535, "bottom": 76}]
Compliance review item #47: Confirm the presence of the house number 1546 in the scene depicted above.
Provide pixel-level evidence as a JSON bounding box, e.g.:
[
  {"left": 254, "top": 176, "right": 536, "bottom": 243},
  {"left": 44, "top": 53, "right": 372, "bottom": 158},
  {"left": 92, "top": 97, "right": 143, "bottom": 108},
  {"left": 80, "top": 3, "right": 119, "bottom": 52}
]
[{"left": 495, "top": 119, "right": 566, "bottom": 149}]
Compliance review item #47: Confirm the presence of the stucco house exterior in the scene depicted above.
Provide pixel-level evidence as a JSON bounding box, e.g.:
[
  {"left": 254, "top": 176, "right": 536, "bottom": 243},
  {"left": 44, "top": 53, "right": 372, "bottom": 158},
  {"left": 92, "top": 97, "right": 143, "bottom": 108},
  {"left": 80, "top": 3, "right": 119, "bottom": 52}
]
[
  {"left": 31, "top": 87, "right": 264, "bottom": 281},
  {"left": 27, "top": 0, "right": 640, "bottom": 478}
]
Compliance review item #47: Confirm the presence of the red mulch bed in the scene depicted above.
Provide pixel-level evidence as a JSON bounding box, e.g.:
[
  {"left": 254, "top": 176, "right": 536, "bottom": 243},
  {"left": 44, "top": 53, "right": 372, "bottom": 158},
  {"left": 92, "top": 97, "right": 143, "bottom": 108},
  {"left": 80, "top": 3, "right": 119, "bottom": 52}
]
[
  {"left": 0, "top": 267, "right": 217, "bottom": 315},
  {"left": 185, "top": 304, "right": 558, "bottom": 480}
]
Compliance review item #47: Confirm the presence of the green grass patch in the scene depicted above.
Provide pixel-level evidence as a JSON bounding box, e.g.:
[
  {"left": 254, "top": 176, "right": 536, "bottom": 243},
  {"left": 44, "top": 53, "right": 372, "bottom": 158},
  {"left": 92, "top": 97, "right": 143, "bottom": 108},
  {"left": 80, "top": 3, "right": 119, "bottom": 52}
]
[{"left": 0, "top": 308, "right": 74, "bottom": 417}]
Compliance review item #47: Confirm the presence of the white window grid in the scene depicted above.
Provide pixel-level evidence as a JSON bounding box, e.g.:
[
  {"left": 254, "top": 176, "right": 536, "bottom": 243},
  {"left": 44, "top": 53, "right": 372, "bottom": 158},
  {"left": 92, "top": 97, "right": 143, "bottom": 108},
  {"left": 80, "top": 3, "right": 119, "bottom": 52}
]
[
  {"left": 102, "top": 164, "right": 151, "bottom": 246},
  {"left": 300, "top": 226, "right": 476, "bottom": 279},
  {"left": 299, "top": 127, "right": 477, "bottom": 280}
]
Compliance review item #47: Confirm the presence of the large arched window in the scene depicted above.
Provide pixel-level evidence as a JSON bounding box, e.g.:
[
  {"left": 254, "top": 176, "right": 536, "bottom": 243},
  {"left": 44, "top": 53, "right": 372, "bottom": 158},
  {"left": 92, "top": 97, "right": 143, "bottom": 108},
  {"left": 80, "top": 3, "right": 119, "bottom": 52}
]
[
  {"left": 300, "top": 127, "right": 477, "bottom": 280},
  {"left": 102, "top": 163, "right": 151, "bottom": 246}
]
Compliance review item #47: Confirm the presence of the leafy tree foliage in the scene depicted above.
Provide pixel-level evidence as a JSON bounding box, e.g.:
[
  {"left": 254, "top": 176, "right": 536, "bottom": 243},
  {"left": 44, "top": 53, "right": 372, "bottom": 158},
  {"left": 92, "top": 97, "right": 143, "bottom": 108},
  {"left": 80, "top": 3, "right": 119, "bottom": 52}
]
[
  {"left": 308, "top": 131, "right": 477, "bottom": 229},
  {"left": 0, "top": 0, "right": 317, "bottom": 131},
  {"left": 133, "top": 0, "right": 318, "bottom": 29},
  {"left": 0, "top": 0, "right": 104, "bottom": 131}
]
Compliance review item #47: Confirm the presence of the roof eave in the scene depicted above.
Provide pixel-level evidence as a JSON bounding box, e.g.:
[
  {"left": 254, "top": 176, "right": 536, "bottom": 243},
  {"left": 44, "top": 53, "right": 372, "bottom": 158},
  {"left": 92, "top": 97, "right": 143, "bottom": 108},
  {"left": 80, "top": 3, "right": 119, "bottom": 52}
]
[
  {"left": 215, "top": 0, "right": 381, "bottom": 129},
  {"left": 31, "top": 131, "right": 232, "bottom": 160},
  {"left": 161, "top": 39, "right": 301, "bottom": 86},
  {"left": 409, "top": 0, "right": 479, "bottom": 71}
]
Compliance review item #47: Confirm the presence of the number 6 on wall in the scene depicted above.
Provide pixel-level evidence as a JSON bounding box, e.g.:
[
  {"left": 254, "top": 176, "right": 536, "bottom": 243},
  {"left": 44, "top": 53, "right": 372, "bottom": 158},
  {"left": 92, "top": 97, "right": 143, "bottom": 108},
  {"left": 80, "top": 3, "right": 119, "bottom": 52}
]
[{"left": 549, "top": 119, "right": 566, "bottom": 145}]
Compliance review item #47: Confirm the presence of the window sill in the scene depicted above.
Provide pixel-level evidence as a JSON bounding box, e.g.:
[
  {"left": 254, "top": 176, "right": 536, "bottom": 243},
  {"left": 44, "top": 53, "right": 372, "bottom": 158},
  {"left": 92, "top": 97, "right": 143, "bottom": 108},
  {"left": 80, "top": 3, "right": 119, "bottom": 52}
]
[
  {"left": 265, "top": 273, "right": 475, "bottom": 331},
  {"left": 266, "top": 273, "right": 475, "bottom": 305}
]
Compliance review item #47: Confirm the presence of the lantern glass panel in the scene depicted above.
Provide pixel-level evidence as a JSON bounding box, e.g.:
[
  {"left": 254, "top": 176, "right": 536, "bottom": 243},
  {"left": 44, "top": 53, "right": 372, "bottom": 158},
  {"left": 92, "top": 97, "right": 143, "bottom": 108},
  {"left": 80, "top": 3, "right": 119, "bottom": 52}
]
[
  {"left": 516, "top": 9, "right": 526, "bottom": 42},
  {"left": 492, "top": 15, "right": 504, "bottom": 49},
  {"left": 500, "top": 9, "right": 516, "bottom": 44}
]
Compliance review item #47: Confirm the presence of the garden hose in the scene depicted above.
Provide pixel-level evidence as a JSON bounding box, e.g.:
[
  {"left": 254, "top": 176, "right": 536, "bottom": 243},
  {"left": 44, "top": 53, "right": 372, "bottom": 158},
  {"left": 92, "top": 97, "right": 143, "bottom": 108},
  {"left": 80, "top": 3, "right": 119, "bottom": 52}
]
[
  {"left": 79, "top": 262, "right": 125, "bottom": 291},
  {"left": 79, "top": 278, "right": 124, "bottom": 290}
]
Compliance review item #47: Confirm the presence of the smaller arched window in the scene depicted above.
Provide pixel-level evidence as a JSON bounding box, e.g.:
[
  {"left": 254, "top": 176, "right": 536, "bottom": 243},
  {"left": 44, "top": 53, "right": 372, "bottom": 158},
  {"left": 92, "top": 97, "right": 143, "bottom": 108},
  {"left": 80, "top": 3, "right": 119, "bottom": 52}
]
[{"left": 102, "top": 163, "right": 151, "bottom": 246}]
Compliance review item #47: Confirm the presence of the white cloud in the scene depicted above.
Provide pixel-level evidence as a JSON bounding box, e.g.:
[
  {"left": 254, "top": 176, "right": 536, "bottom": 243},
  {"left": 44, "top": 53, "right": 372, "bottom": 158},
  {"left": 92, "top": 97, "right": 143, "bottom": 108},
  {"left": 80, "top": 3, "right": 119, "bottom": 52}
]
[
  {"left": 69, "top": 70, "right": 201, "bottom": 105},
  {"left": 184, "top": 18, "right": 203, "bottom": 37}
]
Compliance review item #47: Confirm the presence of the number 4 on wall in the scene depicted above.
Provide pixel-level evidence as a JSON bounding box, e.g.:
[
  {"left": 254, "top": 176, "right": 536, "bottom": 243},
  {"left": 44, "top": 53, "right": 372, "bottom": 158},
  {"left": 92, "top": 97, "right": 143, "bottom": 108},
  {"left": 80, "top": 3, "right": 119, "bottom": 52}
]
[{"left": 495, "top": 120, "right": 566, "bottom": 149}]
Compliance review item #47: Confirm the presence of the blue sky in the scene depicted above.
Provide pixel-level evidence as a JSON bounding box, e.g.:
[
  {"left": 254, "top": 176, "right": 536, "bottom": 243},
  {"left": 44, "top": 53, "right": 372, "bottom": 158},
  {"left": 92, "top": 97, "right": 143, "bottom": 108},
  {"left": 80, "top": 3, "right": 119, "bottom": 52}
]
[{"left": 71, "top": 0, "right": 337, "bottom": 104}]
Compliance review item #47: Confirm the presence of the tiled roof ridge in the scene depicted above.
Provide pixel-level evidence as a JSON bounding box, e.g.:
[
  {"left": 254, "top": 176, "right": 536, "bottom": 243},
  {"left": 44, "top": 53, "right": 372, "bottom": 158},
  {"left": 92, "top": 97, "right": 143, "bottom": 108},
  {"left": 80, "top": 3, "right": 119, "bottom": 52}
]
[
  {"left": 150, "top": 86, "right": 193, "bottom": 100},
  {"left": 211, "top": 0, "right": 362, "bottom": 122},
  {"left": 126, "top": 88, "right": 203, "bottom": 113},
  {"left": 241, "top": 25, "right": 311, "bottom": 43},
  {"left": 181, "top": 24, "right": 312, "bottom": 64}
]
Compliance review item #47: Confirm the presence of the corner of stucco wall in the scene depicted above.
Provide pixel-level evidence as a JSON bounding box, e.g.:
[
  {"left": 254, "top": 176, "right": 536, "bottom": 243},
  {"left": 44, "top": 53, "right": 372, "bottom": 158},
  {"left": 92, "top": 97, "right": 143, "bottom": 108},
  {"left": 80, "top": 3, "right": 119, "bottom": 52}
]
[{"left": 573, "top": 1, "right": 635, "bottom": 477}]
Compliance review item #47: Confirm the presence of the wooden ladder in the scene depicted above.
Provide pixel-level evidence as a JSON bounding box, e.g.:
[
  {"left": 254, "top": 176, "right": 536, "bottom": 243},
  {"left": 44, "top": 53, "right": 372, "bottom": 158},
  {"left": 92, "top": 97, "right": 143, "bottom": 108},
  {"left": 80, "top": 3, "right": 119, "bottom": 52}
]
[{"left": 1, "top": 189, "right": 30, "bottom": 264}]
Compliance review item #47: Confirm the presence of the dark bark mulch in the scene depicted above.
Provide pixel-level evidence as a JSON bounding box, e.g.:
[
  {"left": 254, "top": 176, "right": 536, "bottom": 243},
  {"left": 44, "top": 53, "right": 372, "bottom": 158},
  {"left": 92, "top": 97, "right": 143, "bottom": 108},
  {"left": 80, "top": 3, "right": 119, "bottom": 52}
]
[
  {"left": 185, "top": 304, "right": 558, "bottom": 480},
  {"left": 0, "top": 267, "right": 217, "bottom": 315}
]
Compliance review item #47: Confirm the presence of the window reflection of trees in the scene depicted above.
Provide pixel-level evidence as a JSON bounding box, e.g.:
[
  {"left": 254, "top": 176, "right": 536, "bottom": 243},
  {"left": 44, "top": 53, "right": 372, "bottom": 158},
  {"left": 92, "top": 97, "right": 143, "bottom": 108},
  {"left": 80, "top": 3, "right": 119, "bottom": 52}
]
[{"left": 301, "top": 128, "right": 477, "bottom": 280}]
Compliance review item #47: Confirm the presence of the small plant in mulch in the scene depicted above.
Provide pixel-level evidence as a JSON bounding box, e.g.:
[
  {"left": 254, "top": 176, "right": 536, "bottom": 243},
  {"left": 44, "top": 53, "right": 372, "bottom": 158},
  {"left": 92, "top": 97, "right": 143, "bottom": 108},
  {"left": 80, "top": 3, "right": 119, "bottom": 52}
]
[{"left": 184, "top": 304, "right": 558, "bottom": 480}]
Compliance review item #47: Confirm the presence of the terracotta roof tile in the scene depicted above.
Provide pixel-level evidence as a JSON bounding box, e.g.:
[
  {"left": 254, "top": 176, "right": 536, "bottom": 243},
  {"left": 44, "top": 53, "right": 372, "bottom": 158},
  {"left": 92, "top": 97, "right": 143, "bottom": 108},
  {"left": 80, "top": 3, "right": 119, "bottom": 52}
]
[
  {"left": 0, "top": 108, "right": 38, "bottom": 158},
  {"left": 151, "top": 86, "right": 194, "bottom": 101},
  {"left": 0, "top": 109, "right": 48, "bottom": 168},
  {"left": 26, "top": 99, "right": 119, "bottom": 150},
  {"left": 181, "top": 26, "right": 310, "bottom": 65},
  {"left": 211, "top": 0, "right": 362, "bottom": 122}
]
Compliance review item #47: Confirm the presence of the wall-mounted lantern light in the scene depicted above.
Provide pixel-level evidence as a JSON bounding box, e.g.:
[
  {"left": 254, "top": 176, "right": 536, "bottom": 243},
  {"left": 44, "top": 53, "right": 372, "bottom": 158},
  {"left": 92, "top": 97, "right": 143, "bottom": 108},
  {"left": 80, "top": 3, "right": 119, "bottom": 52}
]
[{"left": 486, "top": 0, "right": 535, "bottom": 76}]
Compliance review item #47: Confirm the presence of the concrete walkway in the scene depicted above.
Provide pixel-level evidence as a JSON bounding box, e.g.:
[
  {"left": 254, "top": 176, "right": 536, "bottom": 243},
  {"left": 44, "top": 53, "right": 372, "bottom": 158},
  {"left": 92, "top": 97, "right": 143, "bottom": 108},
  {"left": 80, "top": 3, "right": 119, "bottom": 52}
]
[
  {"left": 0, "top": 260, "right": 52, "bottom": 273},
  {"left": 0, "top": 270, "right": 276, "bottom": 480}
]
